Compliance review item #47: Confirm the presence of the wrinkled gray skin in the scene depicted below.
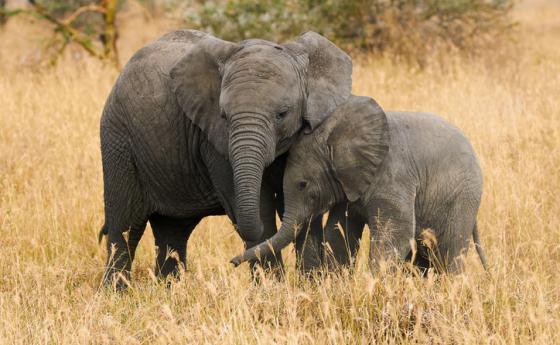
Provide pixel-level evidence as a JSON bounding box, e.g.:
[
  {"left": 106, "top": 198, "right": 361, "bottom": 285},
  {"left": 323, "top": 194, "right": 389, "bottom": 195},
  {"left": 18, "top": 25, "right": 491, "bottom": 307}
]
[
  {"left": 100, "top": 29, "right": 352, "bottom": 287},
  {"left": 232, "top": 96, "right": 488, "bottom": 273}
]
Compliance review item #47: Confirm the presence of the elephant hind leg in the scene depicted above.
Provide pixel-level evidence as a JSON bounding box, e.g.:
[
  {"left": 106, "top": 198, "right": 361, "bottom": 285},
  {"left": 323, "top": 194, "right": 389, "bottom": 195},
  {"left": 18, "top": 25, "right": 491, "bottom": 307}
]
[
  {"left": 431, "top": 202, "right": 478, "bottom": 274},
  {"left": 150, "top": 214, "right": 200, "bottom": 279},
  {"left": 101, "top": 135, "right": 149, "bottom": 288},
  {"left": 102, "top": 220, "right": 147, "bottom": 289},
  {"left": 406, "top": 240, "right": 432, "bottom": 277},
  {"left": 367, "top": 195, "right": 416, "bottom": 273}
]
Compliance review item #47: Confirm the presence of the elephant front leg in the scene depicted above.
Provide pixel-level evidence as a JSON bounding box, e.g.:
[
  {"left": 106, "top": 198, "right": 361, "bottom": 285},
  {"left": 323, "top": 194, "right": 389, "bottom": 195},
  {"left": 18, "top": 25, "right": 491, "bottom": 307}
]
[
  {"left": 367, "top": 196, "right": 415, "bottom": 273},
  {"left": 295, "top": 216, "right": 324, "bottom": 274},
  {"left": 324, "top": 202, "right": 366, "bottom": 270},
  {"left": 245, "top": 181, "right": 285, "bottom": 279},
  {"left": 150, "top": 215, "right": 200, "bottom": 279}
]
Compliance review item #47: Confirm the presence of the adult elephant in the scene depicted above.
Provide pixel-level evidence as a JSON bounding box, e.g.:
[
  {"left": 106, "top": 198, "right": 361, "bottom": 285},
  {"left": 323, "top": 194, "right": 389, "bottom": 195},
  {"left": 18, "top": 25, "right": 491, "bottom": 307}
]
[{"left": 99, "top": 29, "right": 352, "bottom": 287}]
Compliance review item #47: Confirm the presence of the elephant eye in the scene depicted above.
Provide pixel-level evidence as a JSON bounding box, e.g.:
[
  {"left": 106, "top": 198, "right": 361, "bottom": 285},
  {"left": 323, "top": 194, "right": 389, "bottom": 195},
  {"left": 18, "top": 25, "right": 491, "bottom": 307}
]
[
  {"left": 276, "top": 110, "right": 288, "bottom": 120},
  {"left": 220, "top": 108, "right": 227, "bottom": 120},
  {"left": 297, "top": 181, "right": 308, "bottom": 190}
]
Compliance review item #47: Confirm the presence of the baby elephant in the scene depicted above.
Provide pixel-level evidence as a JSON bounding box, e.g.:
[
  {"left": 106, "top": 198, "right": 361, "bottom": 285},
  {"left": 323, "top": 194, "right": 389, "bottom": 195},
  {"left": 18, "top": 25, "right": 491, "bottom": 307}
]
[{"left": 231, "top": 95, "right": 487, "bottom": 273}]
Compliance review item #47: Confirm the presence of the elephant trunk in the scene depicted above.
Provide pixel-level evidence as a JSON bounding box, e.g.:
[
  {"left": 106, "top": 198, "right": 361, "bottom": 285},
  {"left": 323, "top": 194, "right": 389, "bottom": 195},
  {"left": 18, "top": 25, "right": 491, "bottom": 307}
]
[
  {"left": 229, "top": 112, "right": 275, "bottom": 243},
  {"left": 230, "top": 203, "right": 301, "bottom": 266}
]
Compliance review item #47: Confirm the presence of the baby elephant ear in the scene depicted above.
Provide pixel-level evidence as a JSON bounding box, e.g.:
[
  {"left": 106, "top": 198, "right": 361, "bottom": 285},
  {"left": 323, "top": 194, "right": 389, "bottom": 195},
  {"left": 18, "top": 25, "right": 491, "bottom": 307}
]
[
  {"left": 284, "top": 32, "right": 352, "bottom": 130},
  {"left": 327, "top": 96, "right": 390, "bottom": 202},
  {"left": 170, "top": 33, "right": 241, "bottom": 157}
]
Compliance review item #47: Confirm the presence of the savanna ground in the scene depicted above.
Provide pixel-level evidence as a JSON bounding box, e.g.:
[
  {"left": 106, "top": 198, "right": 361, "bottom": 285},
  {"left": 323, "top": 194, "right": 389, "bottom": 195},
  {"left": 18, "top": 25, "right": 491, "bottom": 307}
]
[{"left": 1, "top": 1, "right": 559, "bottom": 343}]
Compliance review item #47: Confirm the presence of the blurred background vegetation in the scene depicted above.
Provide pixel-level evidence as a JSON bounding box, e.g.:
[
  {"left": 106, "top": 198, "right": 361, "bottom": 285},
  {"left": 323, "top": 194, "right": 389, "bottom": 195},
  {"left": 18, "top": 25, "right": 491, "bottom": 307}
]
[
  {"left": 184, "top": 0, "right": 514, "bottom": 58},
  {"left": 0, "top": 0, "right": 515, "bottom": 67}
]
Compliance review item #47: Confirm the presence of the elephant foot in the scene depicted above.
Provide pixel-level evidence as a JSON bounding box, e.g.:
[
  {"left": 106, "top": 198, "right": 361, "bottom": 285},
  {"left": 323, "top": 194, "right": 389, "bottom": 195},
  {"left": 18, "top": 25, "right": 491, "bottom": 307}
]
[{"left": 102, "top": 268, "right": 131, "bottom": 291}]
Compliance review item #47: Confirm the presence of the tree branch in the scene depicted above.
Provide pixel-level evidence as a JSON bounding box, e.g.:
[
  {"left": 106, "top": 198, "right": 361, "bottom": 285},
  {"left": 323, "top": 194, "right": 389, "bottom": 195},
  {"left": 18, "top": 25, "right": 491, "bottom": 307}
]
[
  {"left": 27, "top": 0, "right": 103, "bottom": 59},
  {"left": 62, "top": 4, "right": 106, "bottom": 25}
]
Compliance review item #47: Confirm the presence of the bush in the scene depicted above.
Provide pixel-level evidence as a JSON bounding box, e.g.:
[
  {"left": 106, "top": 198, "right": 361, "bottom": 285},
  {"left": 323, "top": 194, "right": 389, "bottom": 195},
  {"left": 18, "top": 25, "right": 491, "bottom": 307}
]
[
  {"left": 183, "top": 0, "right": 514, "bottom": 61},
  {"left": 184, "top": 0, "right": 305, "bottom": 43}
]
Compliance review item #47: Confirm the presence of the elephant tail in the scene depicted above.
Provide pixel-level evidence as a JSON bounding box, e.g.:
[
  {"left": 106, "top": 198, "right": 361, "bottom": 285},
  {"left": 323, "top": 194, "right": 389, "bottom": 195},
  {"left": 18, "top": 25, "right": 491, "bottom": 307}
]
[
  {"left": 98, "top": 224, "right": 108, "bottom": 244},
  {"left": 472, "top": 221, "right": 488, "bottom": 270}
]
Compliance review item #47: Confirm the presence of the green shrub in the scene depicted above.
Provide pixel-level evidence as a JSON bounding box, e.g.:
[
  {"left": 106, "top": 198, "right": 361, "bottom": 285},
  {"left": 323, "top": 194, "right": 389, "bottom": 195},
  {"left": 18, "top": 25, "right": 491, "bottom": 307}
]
[
  {"left": 183, "top": 0, "right": 514, "bottom": 60},
  {"left": 185, "top": 0, "right": 306, "bottom": 43}
]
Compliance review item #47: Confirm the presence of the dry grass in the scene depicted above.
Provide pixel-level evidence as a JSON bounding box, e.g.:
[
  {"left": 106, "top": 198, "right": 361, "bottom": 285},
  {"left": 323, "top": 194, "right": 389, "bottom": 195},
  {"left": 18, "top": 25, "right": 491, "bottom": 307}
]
[{"left": 1, "top": 1, "right": 559, "bottom": 344}]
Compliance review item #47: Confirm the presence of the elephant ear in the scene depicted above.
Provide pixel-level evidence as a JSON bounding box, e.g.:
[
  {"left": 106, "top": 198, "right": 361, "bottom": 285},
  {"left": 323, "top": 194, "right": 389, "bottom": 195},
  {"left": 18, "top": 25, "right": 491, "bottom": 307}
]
[
  {"left": 170, "top": 34, "right": 241, "bottom": 157},
  {"left": 326, "top": 96, "right": 390, "bottom": 202},
  {"left": 283, "top": 32, "right": 352, "bottom": 130}
]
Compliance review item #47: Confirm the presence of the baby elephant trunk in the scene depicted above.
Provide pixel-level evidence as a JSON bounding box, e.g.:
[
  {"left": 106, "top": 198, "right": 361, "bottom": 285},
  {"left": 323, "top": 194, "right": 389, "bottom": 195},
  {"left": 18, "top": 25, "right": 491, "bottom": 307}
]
[{"left": 230, "top": 215, "right": 302, "bottom": 266}]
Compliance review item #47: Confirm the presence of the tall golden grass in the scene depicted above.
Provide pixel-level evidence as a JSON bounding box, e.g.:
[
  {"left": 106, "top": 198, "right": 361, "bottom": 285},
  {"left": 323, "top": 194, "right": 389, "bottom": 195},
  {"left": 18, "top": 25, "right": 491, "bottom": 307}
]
[{"left": 1, "top": 1, "right": 559, "bottom": 343}]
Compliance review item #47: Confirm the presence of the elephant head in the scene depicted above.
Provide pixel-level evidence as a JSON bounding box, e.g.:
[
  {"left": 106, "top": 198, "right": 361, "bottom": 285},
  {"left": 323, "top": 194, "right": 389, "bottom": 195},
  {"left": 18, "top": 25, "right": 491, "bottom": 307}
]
[
  {"left": 230, "top": 96, "right": 390, "bottom": 265},
  {"left": 170, "top": 31, "right": 352, "bottom": 242}
]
